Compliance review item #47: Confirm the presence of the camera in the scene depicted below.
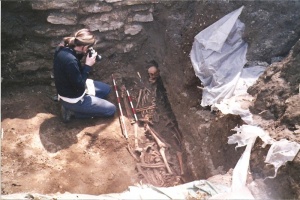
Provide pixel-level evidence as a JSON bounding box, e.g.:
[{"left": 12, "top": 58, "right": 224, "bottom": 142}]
[{"left": 88, "top": 47, "right": 102, "bottom": 62}]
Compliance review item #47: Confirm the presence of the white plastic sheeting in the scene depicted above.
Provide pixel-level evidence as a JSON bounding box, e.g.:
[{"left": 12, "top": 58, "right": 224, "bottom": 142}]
[
  {"left": 189, "top": 5, "right": 266, "bottom": 124},
  {"left": 228, "top": 125, "right": 274, "bottom": 191},
  {"left": 190, "top": 6, "right": 247, "bottom": 108},
  {"left": 190, "top": 5, "right": 300, "bottom": 199},
  {"left": 265, "top": 139, "right": 300, "bottom": 178},
  {"left": 214, "top": 65, "right": 267, "bottom": 124},
  {"left": 229, "top": 125, "right": 300, "bottom": 189}
]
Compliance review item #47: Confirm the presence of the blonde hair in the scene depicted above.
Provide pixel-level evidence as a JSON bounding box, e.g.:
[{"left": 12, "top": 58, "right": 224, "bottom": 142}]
[{"left": 63, "top": 29, "right": 96, "bottom": 48}]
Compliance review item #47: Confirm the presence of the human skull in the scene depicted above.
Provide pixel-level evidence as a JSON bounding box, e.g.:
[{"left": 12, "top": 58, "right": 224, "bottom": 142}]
[{"left": 148, "top": 66, "right": 160, "bottom": 83}]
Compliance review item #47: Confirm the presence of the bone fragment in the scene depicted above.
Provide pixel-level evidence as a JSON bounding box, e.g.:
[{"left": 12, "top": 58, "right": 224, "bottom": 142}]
[
  {"left": 145, "top": 125, "right": 167, "bottom": 149},
  {"left": 137, "top": 72, "right": 141, "bottom": 79},
  {"left": 136, "top": 164, "right": 151, "bottom": 183},
  {"left": 126, "top": 144, "right": 139, "bottom": 162},
  {"left": 133, "top": 123, "right": 143, "bottom": 153},
  {"left": 140, "top": 151, "right": 146, "bottom": 164},
  {"left": 138, "top": 163, "right": 166, "bottom": 169},
  {"left": 153, "top": 167, "right": 165, "bottom": 186},
  {"left": 148, "top": 170, "right": 160, "bottom": 186},
  {"left": 138, "top": 117, "right": 154, "bottom": 125},
  {"left": 176, "top": 151, "right": 184, "bottom": 175},
  {"left": 136, "top": 89, "right": 142, "bottom": 109},
  {"left": 160, "top": 147, "right": 173, "bottom": 174},
  {"left": 136, "top": 105, "right": 156, "bottom": 112},
  {"left": 145, "top": 125, "right": 172, "bottom": 174}
]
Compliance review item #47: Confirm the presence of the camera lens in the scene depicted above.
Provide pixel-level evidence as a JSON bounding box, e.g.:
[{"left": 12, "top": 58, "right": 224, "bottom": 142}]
[
  {"left": 88, "top": 47, "right": 102, "bottom": 62},
  {"left": 96, "top": 55, "right": 102, "bottom": 62}
]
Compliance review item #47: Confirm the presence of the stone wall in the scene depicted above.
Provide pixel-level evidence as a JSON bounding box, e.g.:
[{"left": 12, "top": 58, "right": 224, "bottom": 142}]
[
  {"left": 1, "top": 0, "right": 158, "bottom": 84},
  {"left": 2, "top": 1, "right": 300, "bottom": 85}
]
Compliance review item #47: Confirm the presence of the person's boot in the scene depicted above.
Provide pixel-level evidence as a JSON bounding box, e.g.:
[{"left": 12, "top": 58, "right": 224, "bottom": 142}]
[{"left": 61, "top": 105, "right": 73, "bottom": 123}]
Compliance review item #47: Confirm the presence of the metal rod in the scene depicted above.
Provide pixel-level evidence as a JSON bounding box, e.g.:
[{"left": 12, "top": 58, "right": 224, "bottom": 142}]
[
  {"left": 112, "top": 74, "right": 128, "bottom": 139},
  {"left": 126, "top": 90, "right": 138, "bottom": 122}
]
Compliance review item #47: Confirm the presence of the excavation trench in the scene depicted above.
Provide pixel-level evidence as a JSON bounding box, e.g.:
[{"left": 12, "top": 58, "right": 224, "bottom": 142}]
[
  {"left": 0, "top": 66, "right": 265, "bottom": 198},
  {"left": 2, "top": 1, "right": 300, "bottom": 199},
  {"left": 1, "top": 71, "right": 245, "bottom": 194}
]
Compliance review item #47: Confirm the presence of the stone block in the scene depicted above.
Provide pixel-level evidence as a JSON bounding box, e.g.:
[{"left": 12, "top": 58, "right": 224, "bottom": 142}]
[
  {"left": 132, "top": 13, "right": 153, "bottom": 22},
  {"left": 116, "top": 42, "right": 136, "bottom": 53},
  {"left": 124, "top": 24, "right": 143, "bottom": 35},
  {"left": 47, "top": 12, "right": 77, "bottom": 25},
  {"left": 80, "top": 11, "right": 128, "bottom": 32},
  {"left": 114, "top": 0, "right": 159, "bottom": 6},
  {"left": 105, "top": 0, "right": 123, "bottom": 3},
  {"left": 31, "top": 1, "right": 78, "bottom": 10},
  {"left": 128, "top": 4, "right": 154, "bottom": 12},
  {"left": 79, "top": 2, "right": 113, "bottom": 14}
]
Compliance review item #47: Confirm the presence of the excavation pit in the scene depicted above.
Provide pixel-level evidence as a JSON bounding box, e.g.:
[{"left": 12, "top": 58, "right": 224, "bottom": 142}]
[{"left": 1, "top": 1, "right": 300, "bottom": 199}]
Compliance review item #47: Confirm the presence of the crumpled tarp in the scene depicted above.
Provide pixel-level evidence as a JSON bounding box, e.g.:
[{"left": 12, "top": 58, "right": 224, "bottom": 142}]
[
  {"left": 190, "top": 6, "right": 267, "bottom": 125},
  {"left": 214, "top": 65, "right": 267, "bottom": 124},
  {"left": 190, "top": 5, "right": 300, "bottom": 198},
  {"left": 229, "top": 125, "right": 300, "bottom": 190},
  {"left": 228, "top": 125, "right": 274, "bottom": 192},
  {"left": 190, "top": 6, "right": 248, "bottom": 108},
  {"left": 265, "top": 139, "right": 300, "bottom": 178}
]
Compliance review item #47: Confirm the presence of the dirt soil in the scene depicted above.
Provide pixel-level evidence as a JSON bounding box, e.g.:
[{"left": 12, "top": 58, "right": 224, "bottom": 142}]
[{"left": 1, "top": 70, "right": 184, "bottom": 195}]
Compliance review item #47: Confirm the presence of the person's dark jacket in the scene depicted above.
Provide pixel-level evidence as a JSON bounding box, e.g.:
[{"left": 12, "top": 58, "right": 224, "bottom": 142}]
[{"left": 53, "top": 47, "right": 92, "bottom": 98}]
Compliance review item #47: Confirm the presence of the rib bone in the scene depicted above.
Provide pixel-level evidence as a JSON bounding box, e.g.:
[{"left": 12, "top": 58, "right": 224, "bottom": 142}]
[
  {"left": 138, "top": 163, "right": 166, "bottom": 169},
  {"left": 136, "top": 105, "right": 156, "bottom": 112}
]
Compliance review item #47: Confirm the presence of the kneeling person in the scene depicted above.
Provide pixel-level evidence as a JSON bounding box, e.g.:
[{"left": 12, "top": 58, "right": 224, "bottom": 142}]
[{"left": 53, "top": 29, "right": 116, "bottom": 122}]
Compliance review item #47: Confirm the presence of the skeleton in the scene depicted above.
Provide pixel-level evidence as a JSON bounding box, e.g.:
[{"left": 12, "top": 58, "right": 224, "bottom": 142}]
[
  {"left": 126, "top": 80, "right": 184, "bottom": 186},
  {"left": 148, "top": 66, "right": 160, "bottom": 84}
]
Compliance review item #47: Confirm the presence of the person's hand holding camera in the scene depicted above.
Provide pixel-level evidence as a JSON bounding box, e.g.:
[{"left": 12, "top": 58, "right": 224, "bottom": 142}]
[
  {"left": 85, "top": 47, "right": 102, "bottom": 67},
  {"left": 85, "top": 51, "right": 97, "bottom": 67}
]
